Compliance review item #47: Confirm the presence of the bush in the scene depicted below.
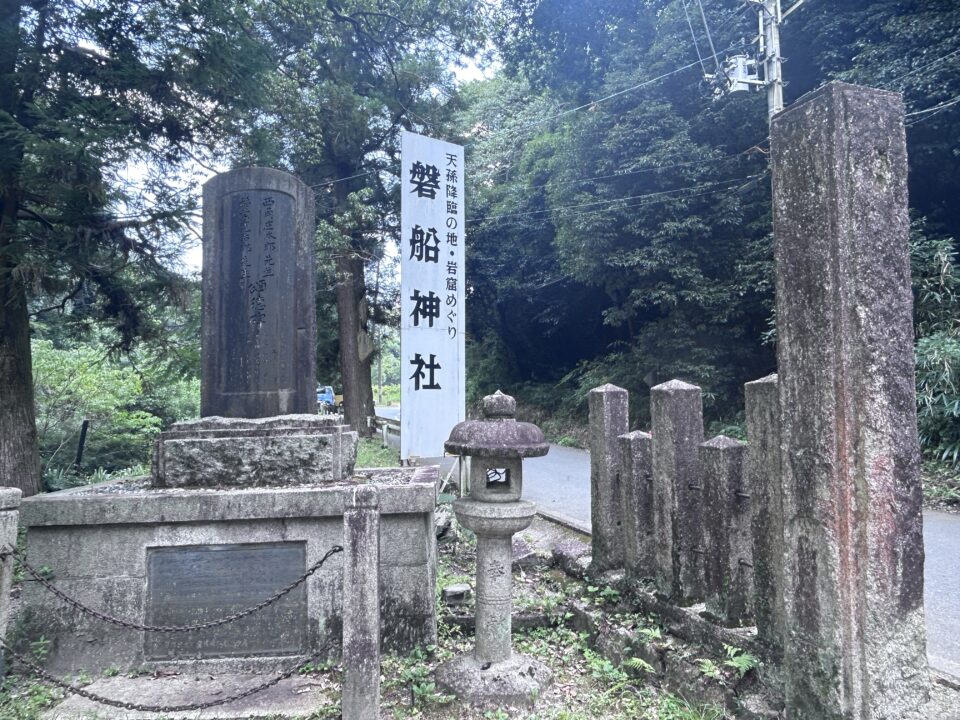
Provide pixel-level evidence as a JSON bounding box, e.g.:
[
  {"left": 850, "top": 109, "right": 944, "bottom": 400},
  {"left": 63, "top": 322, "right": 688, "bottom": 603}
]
[
  {"left": 916, "top": 333, "right": 960, "bottom": 467},
  {"left": 32, "top": 339, "right": 199, "bottom": 479},
  {"left": 911, "top": 221, "right": 960, "bottom": 468}
]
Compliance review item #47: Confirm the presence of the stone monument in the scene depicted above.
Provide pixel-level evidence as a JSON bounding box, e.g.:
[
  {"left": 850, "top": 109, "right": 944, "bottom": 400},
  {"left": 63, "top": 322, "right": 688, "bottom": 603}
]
[
  {"left": 153, "top": 167, "right": 357, "bottom": 486},
  {"left": 436, "top": 391, "right": 552, "bottom": 707},
  {"left": 201, "top": 166, "right": 317, "bottom": 418}
]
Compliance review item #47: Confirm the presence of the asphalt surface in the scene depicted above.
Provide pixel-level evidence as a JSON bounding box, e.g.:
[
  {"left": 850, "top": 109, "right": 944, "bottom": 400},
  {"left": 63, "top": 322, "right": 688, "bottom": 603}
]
[
  {"left": 523, "top": 443, "right": 960, "bottom": 677},
  {"left": 374, "top": 405, "right": 401, "bottom": 421}
]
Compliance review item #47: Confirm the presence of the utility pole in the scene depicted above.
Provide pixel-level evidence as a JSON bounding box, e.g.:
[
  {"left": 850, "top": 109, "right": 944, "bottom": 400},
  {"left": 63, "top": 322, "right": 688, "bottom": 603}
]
[
  {"left": 760, "top": 0, "right": 784, "bottom": 117},
  {"left": 712, "top": 0, "right": 805, "bottom": 121}
]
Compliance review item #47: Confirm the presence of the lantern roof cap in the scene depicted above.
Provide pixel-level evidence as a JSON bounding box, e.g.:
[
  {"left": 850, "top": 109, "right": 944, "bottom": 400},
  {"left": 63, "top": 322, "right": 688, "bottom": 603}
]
[{"left": 444, "top": 391, "right": 549, "bottom": 458}]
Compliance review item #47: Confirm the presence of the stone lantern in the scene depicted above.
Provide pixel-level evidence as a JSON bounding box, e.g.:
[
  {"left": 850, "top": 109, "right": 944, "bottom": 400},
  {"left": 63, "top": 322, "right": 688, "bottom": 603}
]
[{"left": 435, "top": 390, "right": 552, "bottom": 707}]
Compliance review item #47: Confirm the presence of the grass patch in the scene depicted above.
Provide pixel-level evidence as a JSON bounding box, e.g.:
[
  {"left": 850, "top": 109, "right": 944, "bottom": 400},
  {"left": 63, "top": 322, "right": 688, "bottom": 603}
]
[
  {"left": 355, "top": 437, "right": 400, "bottom": 468},
  {"left": 923, "top": 459, "right": 960, "bottom": 508}
]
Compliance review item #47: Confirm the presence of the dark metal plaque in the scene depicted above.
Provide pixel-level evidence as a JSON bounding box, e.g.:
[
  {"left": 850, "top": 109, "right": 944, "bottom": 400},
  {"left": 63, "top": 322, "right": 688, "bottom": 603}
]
[{"left": 145, "top": 542, "right": 308, "bottom": 660}]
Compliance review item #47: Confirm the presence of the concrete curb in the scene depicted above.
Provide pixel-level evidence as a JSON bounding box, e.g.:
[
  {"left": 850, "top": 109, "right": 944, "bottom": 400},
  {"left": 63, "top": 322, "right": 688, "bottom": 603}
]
[{"left": 535, "top": 510, "right": 591, "bottom": 537}]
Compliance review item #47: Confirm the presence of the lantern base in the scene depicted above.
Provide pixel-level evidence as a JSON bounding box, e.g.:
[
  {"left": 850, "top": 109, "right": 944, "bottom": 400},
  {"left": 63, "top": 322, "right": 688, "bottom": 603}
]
[{"left": 435, "top": 652, "right": 552, "bottom": 708}]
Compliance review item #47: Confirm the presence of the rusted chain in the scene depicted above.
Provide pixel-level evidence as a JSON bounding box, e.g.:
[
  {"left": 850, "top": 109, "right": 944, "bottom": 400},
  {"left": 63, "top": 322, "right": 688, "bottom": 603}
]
[
  {"left": 0, "top": 544, "right": 342, "bottom": 633},
  {"left": 0, "top": 636, "right": 333, "bottom": 713}
]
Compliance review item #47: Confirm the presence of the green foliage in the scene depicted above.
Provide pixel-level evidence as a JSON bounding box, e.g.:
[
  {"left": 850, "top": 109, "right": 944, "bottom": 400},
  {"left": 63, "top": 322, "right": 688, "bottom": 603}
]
[
  {"left": 912, "top": 222, "right": 960, "bottom": 467},
  {"left": 624, "top": 656, "right": 657, "bottom": 674},
  {"left": 457, "top": 0, "right": 960, "bottom": 436},
  {"left": 695, "top": 658, "right": 723, "bottom": 681},
  {"left": 0, "top": 676, "right": 62, "bottom": 720},
  {"left": 722, "top": 644, "right": 760, "bottom": 679},
  {"left": 923, "top": 461, "right": 960, "bottom": 506},
  {"left": 32, "top": 337, "right": 199, "bottom": 478}
]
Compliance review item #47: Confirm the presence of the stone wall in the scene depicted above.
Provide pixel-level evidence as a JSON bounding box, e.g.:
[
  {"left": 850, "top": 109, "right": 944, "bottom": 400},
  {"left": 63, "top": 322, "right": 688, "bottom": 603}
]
[{"left": 17, "top": 469, "right": 437, "bottom": 675}]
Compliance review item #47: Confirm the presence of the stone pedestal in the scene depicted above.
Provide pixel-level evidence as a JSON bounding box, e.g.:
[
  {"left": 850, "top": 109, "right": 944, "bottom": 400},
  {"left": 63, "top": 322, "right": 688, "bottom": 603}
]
[
  {"left": 772, "top": 81, "right": 928, "bottom": 718},
  {"left": 435, "top": 499, "right": 551, "bottom": 707},
  {"left": 151, "top": 415, "right": 358, "bottom": 488},
  {"left": 201, "top": 167, "right": 317, "bottom": 419}
]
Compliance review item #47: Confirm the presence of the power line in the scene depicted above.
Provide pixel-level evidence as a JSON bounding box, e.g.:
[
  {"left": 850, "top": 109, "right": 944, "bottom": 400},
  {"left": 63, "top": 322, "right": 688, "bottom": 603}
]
[
  {"left": 471, "top": 171, "right": 768, "bottom": 227},
  {"left": 695, "top": 0, "right": 723, "bottom": 74},
  {"left": 681, "top": 0, "right": 709, "bottom": 77},
  {"left": 905, "top": 94, "right": 960, "bottom": 126},
  {"left": 467, "top": 41, "right": 750, "bottom": 147},
  {"left": 308, "top": 42, "right": 750, "bottom": 192},
  {"left": 466, "top": 175, "right": 758, "bottom": 224},
  {"left": 484, "top": 140, "right": 769, "bottom": 194},
  {"left": 881, "top": 47, "right": 960, "bottom": 90}
]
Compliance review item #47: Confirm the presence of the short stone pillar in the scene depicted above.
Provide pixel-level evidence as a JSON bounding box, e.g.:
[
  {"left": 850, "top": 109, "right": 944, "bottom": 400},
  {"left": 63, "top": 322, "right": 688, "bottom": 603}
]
[
  {"left": 342, "top": 485, "right": 380, "bottom": 720},
  {"left": 650, "top": 379, "right": 704, "bottom": 602},
  {"left": 588, "top": 384, "right": 629, "bottom": 572},
  {"left": 772, "top": 81, "right": 928, "bottom": 718},
  {"left": 619, "top": 431, "right": 653, "bottom": 581},
  {"left": 700, "top": 436, "right": 752, "bottom": 627},
  {"left": 436, "top": 391, "right": 552, "bottom": 707},
  {"left": 0, "top": 489, "right": 21, "bottom": 677},
  {"left": 201, "top": 167, "right": 317, "bottom": 418},
  {"left": 744, "top": 374, "right": 785, "bottom": 658}
]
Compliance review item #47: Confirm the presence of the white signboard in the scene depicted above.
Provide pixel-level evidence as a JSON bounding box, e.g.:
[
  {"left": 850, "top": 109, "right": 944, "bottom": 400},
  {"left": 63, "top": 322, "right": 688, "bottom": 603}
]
[{"left": 400, "top": 130, "right": 466, "bottom": 460}]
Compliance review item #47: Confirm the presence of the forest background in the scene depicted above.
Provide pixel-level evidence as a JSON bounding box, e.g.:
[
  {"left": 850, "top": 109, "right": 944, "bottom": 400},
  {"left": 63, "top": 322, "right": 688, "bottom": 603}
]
[{"left": 2, "top": 0, "right": 958, "bottom": 498}]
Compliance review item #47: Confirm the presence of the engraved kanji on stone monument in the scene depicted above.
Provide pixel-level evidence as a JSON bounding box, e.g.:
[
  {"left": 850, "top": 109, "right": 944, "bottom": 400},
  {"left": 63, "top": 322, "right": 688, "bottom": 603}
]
[{"left": 201, "top": 167, "right": 317, "bottom": 418}]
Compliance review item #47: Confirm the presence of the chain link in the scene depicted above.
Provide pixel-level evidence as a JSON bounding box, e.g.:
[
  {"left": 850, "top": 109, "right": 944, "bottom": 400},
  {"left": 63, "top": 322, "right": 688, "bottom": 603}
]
[
  {"left": 0, "top": 636, "right": 333, "bottom": 713},
  {"left": 0, "top": 544, "right": 342, "bottom": 633}
]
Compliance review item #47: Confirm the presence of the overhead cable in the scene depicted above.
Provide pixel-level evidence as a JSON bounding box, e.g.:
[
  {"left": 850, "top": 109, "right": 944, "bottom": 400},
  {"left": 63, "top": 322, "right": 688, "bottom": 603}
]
[
  {"left": 681, "top": 0, "right": 709, "bottom": 77},
  {"left": 471, "top": 171, "right": 768, "bottom": 227},
  {"left": 881, "top": 47, "right": 960, "bottom": 90},
  {"left": 695, "top": 0, "right": 723, "bottom": 74},
  {"left": 466, "top": 175, "right": 759, "bottom": 224}
]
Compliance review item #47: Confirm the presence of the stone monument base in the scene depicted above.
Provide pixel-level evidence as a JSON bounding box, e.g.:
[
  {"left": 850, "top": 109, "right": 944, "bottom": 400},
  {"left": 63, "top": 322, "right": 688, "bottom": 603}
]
[
  {"left": 151, "top": 414, "right": 358, "bottom": 488},
  {"left": 435, "top": 653, "right": 552, "bottom": 708}
]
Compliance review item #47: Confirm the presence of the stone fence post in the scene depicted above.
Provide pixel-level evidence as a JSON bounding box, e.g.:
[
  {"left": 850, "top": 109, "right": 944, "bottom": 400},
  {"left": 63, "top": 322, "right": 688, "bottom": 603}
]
[
  {"left": 744, "top": 374, "right": 785, "bottom": 659},
  {"left": 342, "top": 485, "right": 380, "bottom": 720},
  {"left": 772, "top": 81, "right": 928, "bottom": 718},
  {"left": 0, "top": 488, "right": 22, "bottom": 677},
  {"left": 619, "top": 431, "right": 653, "bottom": 581},
  {"left": 650, "top": 380, "right": 704, "bottom": 602},
  {"left": 701, "top": 436, "right": 752, "bottom": 627},
  {"left": 588, "top": 384, "right": 628, "bottom": 573}
]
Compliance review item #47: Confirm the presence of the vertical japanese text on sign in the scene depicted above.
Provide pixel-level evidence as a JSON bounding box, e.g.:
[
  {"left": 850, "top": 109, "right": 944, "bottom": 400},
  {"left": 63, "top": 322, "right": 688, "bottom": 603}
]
[{"left": 400, "top": 131, "right": 466, "bottom": 459}]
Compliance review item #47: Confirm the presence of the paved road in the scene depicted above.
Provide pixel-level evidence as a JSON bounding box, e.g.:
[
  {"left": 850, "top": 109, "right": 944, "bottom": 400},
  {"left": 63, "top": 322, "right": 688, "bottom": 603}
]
[
  {"left": 524, "top": 443, "right": 960, "bottom": 677},
  {"left": 374, "top": 405, "right": 400, "bottom": 421}
]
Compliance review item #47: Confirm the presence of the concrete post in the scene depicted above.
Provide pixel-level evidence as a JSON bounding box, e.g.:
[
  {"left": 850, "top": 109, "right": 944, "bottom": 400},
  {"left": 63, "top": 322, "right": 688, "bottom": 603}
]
[
  {"left": 588, "top": 384, "right": 629, "bottom": 572},
  {"left": 201, "top": 167, "right": 317, "bottom": 418},
  {"left": 650, "top": 379, "right": 704, "bottom": 602},
  {"left": 772, "top": 81, "right": 928, "bottom": 718},
  {"left": 342, "top": 485, "right": 380, "bottom": 720},
  {"left": 701, "top": 436, "right": 752, "bottom": 627},
  {"left": 744, "top": 374, "right": 785, "bottom": 658},
  {"left": 0, "top": 489, "right": 21, "bottom": 678},
  {"left": 619, "top": 431, "right": 653, "bottom": 581}
]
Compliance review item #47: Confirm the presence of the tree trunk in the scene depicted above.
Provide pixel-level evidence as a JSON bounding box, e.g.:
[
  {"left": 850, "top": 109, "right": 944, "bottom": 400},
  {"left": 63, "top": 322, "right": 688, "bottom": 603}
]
[
  {"left": 0, "top": 239, "right": 42, "bottom": 497},
  {"left": 0, "top": 1, "right": 41, "bottom": 496},
  {"left": 335, "top": 253, "right": 376, "bottom": 437}
]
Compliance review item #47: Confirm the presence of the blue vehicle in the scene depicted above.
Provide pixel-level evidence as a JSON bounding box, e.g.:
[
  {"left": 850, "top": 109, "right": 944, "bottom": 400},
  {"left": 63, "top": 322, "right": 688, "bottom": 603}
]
[{"left": 317, "top": 385, "right": 336, "bottom": 413}]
